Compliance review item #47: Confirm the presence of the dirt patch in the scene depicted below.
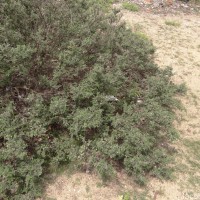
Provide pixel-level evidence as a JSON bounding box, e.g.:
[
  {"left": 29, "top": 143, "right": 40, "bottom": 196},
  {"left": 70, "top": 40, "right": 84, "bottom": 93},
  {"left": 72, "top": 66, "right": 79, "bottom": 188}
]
[
  {"left": 38, "top": 172, "right": 138, "bottom": 200},
  {"left": 126, "top": 0, "right": 200, "bottom": 15},
  {"left": 40, "top": 8, "right": 200, "bottom": 200}
]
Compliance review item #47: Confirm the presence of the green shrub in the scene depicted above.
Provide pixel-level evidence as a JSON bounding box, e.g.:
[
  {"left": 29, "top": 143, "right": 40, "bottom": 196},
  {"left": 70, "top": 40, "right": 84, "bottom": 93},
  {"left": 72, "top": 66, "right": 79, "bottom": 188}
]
[
  {"left": 122, "top": 2, "right": 140, "bottom": 12},
  {"left": 0, "top": 0, "right": 184, "bottom": 199}
]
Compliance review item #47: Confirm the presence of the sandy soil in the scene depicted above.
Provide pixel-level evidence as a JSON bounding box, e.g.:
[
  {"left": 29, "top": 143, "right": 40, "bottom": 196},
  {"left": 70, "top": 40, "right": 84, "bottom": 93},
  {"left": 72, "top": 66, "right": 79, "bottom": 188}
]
[
  {"left": 41, "top": 172, "right": 139, "bottom": 200},
  {"left": 40, "top": 8, "right": 200, "bottom": 200}
]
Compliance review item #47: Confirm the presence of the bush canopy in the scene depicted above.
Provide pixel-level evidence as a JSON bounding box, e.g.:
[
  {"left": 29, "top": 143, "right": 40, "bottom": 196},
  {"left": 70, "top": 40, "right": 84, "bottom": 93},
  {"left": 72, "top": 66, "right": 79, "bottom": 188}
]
[{"left": 0, "top": 0, "right": 184, "bottom": 199}]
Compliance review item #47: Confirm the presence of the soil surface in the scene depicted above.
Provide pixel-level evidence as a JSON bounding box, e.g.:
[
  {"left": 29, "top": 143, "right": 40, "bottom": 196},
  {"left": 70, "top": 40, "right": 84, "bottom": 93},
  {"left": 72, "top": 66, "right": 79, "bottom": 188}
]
[
  {"left": 129, "top": 0, "right": 200, "bottom": 15},
  {"left": 39, "top": 4, "right": 200, "bottom": 200}
]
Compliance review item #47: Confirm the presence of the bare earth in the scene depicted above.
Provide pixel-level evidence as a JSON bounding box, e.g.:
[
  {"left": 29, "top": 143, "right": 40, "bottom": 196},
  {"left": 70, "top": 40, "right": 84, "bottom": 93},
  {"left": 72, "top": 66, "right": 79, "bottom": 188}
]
[{"left": 40, "top": 7, "right": 200, "bottom": 200}]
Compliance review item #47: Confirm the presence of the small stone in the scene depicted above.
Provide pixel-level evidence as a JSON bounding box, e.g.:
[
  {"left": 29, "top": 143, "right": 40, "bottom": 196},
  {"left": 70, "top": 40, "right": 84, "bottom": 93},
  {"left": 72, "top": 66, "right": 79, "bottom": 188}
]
[
  {"left": 137, "top": 99, "right": 143, "bottom": 104},
  {"left": 86, "top": 169, "right": 90, "bottom": 174},
  {"left": 105, "top": 95, "right": 119, "bottom": 102},
  {"left": 144, "top": 0, "right": 153, "bottom": 5}
]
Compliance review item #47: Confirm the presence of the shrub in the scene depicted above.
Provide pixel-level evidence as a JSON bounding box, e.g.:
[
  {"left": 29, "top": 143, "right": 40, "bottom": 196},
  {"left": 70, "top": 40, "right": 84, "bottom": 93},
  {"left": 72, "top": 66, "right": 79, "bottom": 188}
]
[{"left": 0, "top": 0, "right": 184, "bottom": 199}]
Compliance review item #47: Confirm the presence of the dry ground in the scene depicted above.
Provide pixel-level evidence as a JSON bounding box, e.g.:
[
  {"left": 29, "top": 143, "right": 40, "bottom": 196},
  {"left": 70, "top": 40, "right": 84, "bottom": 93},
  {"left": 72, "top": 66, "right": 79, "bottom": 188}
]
[{"left": 40, "top": 7, "right": 200, "bottom": 200}]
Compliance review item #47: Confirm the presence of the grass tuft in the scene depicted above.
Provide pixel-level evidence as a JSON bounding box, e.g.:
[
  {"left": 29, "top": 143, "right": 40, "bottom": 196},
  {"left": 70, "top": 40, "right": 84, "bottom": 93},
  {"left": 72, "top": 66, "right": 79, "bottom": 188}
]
[
  {"left": 122, "top": 2, "right": 139, "bottom": 12},
  {"left": 165, "top": 20, "right": 181, "bottom": 27}
]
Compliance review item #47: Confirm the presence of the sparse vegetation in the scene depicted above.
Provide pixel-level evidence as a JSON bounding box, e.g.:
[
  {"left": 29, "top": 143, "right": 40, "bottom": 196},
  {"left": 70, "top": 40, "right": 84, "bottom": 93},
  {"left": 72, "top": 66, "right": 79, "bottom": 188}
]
[
  {"left": 120, "top": 192, "right": 131, "bottom": 200},
  {"left": 188, "top": 175, "right": 200, "bottom": 188},
  {"left": 184, "top": 139, "right": 200, "bottom": 164},
  {"left": 0, "top": 0, "right": 185, "bottom": 199},
  {"left": 165, "top": 20, "right": 181, "bottom": 27},
  {"left": 122, "top": 2, "right": 140, "bottom": 12},
  {"left": 183, "top": 139, "right": 200, "bottom": 188},
  {"left": 133, "top": 191, "right": 148, "bottom": 200},
  {"left": 120, "top": 191, "right": 148, "bottom": 200}
]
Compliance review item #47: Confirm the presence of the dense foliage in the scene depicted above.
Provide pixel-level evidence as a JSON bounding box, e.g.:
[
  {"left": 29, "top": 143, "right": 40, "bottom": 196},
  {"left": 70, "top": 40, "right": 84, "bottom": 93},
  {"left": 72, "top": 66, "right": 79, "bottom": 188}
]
[{"left": 0, "top": 0, "right": 184, "bottom": 199}]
